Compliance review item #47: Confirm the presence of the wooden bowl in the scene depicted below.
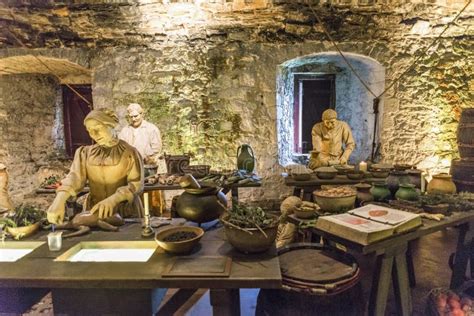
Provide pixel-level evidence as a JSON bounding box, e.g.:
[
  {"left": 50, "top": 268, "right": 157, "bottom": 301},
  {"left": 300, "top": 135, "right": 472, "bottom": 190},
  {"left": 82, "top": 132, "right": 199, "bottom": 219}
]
[
  {"left": 6, "top": 222, "right": 40, "bottom": 240},
  {"left": 294, "top": 209, "right": 316, "bottom": 219},
  {"left": 371, "top": 170, "right": 390, "bottom": 178},
  {"left": 155, "top": 226, "right": 204, "bottom": 254},
  {"left": 292, "top": 173, "right": 312, "bottom": 181},
  {"left": 346, "top": 171, "right": 365, "bottom": 180},
  {"left": 313, "top": 192, "right": 356, "bottom": 213}
]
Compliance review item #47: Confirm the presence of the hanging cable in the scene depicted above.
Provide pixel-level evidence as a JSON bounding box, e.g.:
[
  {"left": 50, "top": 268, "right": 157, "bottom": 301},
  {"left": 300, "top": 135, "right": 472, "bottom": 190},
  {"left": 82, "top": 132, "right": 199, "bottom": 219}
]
[{"left": 5, "top": 9, "right": 92, "bottom": 109}]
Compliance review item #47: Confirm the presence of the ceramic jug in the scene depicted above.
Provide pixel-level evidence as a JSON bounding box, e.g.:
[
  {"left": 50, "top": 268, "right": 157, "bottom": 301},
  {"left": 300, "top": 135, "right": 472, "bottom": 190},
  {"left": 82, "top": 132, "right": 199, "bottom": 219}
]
[
  {"left": 395, "top": 183, "right": 419, "bottom": 201},
  {"left": 370, "top": 182, "right": 391, "bottom": 202},
  {"left": 386, "top": 170, "right": 410, "bottom": 197},
  {"left": 427, "top": 173, "right": 457, "bottom": 194},
  {"left": 237, "top": 144, "right": 256, "bottom": 173},
  {"left": 354, "top": 183, "right": 373, "bottom": 207}
]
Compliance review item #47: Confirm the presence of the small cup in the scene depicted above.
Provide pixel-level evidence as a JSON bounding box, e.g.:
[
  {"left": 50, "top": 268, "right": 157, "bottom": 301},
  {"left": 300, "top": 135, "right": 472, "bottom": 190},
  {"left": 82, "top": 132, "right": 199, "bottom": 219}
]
[{"left": 48, "top": 232, "right": 63, "bottom": 251}]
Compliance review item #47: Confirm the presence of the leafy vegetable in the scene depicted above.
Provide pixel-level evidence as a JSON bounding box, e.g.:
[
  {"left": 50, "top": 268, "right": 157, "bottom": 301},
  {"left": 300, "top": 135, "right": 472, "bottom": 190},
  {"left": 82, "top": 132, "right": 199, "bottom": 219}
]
[
  {"left": 225, "top": 204, "right": 279, "bottom": 230},
  {"left": 0, "top": 204, "right": 46, "bottom": 228},
  {"left": 419, "top": 193, "right": 474, "bottom": 212}
]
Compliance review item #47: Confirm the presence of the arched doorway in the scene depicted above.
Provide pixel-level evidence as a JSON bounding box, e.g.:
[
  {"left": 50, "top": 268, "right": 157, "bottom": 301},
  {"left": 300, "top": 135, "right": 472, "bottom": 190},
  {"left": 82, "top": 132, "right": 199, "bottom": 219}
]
[{"left": 276, "top": 52, "right": 385, "bottom": 166}]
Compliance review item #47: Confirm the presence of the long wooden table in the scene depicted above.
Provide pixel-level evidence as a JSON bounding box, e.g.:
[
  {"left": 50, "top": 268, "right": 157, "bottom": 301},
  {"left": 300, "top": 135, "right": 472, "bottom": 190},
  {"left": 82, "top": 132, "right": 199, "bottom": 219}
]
[
  {"left": 0, "top": 223, "right": 281, "bottom": 315},
  {"left": 289, "top": 211, "right": 474, "bottom": 316}
]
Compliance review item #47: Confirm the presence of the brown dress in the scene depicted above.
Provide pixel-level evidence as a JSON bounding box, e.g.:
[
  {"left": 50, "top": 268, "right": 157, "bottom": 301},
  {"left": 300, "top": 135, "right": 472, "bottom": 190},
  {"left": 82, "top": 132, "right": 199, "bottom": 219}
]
[{"left": 57, "top": 140, "right": 144, "bottom": 217}]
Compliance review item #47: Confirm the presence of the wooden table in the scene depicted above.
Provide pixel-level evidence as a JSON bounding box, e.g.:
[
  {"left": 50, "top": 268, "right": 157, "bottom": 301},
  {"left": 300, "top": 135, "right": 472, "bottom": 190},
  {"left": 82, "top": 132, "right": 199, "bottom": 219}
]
[
  {"left": 284, "top": 174, "right": 383, "bottom": 201},
  {"left": 288, "top": 211, "right": 474, "bottom": 316},
  {"left": 0, "top": 223, "right": 281, "bottom": 315}
]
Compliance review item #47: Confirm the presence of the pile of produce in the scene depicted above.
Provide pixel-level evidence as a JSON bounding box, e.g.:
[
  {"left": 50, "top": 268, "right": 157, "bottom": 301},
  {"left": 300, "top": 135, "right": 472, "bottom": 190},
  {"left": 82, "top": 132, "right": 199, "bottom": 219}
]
[
  {"left": 419, "top": 193, "right": 474, "bottom": 213},
  {"left": 223, "top": 204, "right": 279, "bottom": 233},
  {"left": 316, "top": 186, "right": 356, "bottom": 197},
  {"left": 0, "top": 204, "right": 45, "bottom": 228},
  {"left": 40, "top": 175, "right": 61, "bottom": 189},
  {"left": 200, "top": 170, "right": 261, "bottom": 187},
  {"left": 426, "top": 288, "right": 473, "bottom": 316},
  {"left": 145, "top": 173, "right": 181, "bottom": 185}
]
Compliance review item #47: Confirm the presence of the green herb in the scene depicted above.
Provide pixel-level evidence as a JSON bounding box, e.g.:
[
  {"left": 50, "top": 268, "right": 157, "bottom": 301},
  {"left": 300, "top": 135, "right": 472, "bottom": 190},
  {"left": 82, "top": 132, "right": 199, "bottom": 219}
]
[
  {"left": 419, "top": 193, "right": 474, "bottom": 212},
  {"left": 1, "top": 204, "right": 46, "bottom": 227},
  {"left": 225, "top": 204, "right": 279, "bottom": 230}
]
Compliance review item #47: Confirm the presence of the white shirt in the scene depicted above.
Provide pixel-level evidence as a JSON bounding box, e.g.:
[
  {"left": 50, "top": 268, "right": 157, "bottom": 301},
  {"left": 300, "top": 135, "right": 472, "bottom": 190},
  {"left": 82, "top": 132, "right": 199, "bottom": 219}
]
[{"left": 118, "top": 120, "right": 162, "bottom": 159}]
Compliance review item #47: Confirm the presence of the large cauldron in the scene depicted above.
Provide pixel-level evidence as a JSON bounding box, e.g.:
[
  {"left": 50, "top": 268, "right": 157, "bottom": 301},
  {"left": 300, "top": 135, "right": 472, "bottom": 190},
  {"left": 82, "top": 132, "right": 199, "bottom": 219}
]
[{"left": 176, "top": 186, "right": 227, "bottom": 224}]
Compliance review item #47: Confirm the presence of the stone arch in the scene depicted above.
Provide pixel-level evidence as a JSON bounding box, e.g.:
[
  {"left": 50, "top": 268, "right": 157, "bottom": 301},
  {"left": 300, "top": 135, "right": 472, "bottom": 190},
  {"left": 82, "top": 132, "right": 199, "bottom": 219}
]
[
  {"left": 0, "top": 55, "right": 91, "bottom": 84},
  {"left": 276, "top": 52, "right": 385, "bottom": 166}
]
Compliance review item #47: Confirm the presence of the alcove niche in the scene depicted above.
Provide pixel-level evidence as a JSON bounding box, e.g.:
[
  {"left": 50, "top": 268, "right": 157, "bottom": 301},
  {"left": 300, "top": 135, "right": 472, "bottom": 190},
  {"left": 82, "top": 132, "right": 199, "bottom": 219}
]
[{"left": 276, "top": 52, "right": 385, "bottom": 166}]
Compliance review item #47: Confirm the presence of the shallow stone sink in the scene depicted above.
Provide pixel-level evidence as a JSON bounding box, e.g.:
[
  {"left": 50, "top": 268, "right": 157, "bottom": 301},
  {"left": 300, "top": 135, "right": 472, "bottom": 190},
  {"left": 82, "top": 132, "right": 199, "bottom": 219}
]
[
  {"left": 0, "top": 241, "right": 45, "bottom": 262},
  {"left": 55, "top": 241, "right": 157, "bottom": 262}
]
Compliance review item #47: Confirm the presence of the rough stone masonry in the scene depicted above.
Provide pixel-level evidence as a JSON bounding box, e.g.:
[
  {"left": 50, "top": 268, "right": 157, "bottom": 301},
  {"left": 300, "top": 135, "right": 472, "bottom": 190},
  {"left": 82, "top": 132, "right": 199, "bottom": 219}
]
[{"left": 0, "top": 0, "right": 472, "bottom": 205}]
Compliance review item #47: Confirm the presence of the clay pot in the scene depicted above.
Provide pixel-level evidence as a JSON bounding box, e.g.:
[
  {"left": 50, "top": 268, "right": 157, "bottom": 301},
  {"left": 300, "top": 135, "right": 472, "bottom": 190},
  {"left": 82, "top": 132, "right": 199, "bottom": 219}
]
[
  {"left": 407, "top": 169, "right": 423, "bottom": 189},
  {"left": 354, "top": 183, "right": 373, "bottom": 207},
  {"left": 220, "top": 213, "right": 278, "bottom": 254},
  {"left": 370, "top": 182, "right": 391, "bottom": 202},
  {"left": 427, "top": 173, "right": 457, "bottom": 194},
  {"left": 386, "top": 171, "right": 410, "bottom": 197},
  {"left": 176, "top": 186, "right": 227, "bottom": 223},
  {"left": 395, "top": 183, "right": 419, "bottom": 201}
]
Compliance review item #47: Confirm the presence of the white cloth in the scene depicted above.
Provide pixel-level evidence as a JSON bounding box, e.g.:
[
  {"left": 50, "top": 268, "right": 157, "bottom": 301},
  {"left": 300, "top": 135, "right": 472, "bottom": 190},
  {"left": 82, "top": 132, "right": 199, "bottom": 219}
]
[{"left": 118, "top": 120, "right": 162, "bottom": 160}]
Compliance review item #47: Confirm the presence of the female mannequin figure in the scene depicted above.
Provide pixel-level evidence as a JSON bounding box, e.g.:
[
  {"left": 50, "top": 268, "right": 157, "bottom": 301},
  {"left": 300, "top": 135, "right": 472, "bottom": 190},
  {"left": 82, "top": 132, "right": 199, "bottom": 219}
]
[{"left": 47, "top": 109, "right": 144, "bottom": 225}]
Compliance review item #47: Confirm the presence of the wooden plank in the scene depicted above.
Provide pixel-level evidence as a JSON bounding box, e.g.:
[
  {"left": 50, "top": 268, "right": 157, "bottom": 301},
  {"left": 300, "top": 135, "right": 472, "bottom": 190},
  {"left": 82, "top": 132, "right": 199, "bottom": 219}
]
[
  {"left": 210, "top": 288, "right": 240, "bottom": 316},
  {"left": 368, "top": 254, "right": 393, "bottom": 316},
  {"left": 156, "top": 288, "right": 199, "bottom": 316},
  {"left": 392, "top": 246, "right": 412, "bottom": 316},
  {"left": 450, "top": 221, "right": 474, "bottom": 289}
]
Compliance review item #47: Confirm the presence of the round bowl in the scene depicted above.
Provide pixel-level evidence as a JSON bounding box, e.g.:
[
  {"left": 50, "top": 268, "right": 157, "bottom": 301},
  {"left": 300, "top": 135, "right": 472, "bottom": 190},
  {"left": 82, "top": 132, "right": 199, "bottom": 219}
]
[
  {"left": 6, "top": 222, "right": 40, "bottom": 240},
  {"left": 333, "top": 164, "right": 355, "bottom": 175},
  {"left": 155, "top": 226, "right": 204, "bottom": 254},
  {"left": 294, "top": 209, "right": 316, "bottom": 219},
  {"left": 371, "top": 170, "right": 390, "bottom": 178},
  {"left": 313, "top": 192, "right": 356, "bottom": 213},
  {"left": 370, "top": 163, "right": 393, "bottom": 171},
  {"left": 423, "top": 203, "right": 449, "bottom": 215},
  {"left": 220, "top": 213, "right": 279, "bottom": 254},
  {"left": 292, "top": 173, "right": 312, "bottom": 181},
  {"left": 346, "top": 170, "right": 365, "bottom": 180}
]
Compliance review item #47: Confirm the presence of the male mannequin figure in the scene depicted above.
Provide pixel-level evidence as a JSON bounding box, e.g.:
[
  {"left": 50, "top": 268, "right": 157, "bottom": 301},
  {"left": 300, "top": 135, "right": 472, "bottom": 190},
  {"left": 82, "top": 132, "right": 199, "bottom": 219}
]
[
  {"left": 119, "top": 103, "right": 162, "bottom": 165},
  {"left": 308, "top": 109, "right": 355, "bottom": 169},
  {"left": 119, "top": 103, "right": 165, "bottom": 215}
]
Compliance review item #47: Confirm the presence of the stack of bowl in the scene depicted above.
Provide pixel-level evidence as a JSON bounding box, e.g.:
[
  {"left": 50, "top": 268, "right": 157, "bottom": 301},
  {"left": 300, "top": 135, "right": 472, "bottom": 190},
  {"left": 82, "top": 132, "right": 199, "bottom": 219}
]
[{"left": 315, "top": 166, "right": 338, "bottom": 179}]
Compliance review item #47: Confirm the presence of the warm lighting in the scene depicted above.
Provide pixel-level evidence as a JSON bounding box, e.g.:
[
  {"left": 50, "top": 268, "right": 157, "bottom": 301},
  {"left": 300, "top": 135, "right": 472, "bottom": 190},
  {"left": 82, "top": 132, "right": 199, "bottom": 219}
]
[{"left": 359, "top": 161, "right": 367, "bottom": 172}]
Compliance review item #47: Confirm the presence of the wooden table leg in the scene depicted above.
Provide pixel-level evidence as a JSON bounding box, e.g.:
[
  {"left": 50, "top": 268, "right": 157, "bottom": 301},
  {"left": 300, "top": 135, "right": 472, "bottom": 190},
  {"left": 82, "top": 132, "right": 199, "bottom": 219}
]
[
  {"left": 406, "top": 241, "right": 416, "bottom": 287},
  {"left": 209, "top": 289, "right": 240, "bottom": 316},
  {"left": 156, "top": 289, "right": 199, "bottom": 315},
  {"left": 392, "top": 248, "right": 412, "bottom": 316},
  {"left": 368, "top": 254, "right": 394, "bottom": 316},
  {"left": 450, "top": 221, "right": 474, "bottom": 289}
]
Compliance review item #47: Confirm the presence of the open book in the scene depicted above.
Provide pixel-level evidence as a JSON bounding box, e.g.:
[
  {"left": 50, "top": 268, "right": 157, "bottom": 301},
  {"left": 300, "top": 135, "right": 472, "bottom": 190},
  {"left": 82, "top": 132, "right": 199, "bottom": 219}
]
[{"left": 315, "top": 204, "right": 422, "bottom": 245}]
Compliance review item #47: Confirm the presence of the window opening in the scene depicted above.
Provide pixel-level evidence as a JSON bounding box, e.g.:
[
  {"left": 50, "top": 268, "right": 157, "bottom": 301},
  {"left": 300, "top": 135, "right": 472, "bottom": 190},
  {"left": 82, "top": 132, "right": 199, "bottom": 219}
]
[
  {"left": 293, "top": 74, "right": 335, "bottom": 154},
  {"left": 62, "top": 85, "right": 93, "bottom": 158}
]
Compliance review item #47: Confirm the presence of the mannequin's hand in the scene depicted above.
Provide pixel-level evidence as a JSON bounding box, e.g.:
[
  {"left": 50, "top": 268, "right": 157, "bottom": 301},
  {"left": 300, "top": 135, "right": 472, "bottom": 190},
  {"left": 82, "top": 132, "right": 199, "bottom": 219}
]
[
  {"left": 47, "top": 201, "right": 65, "bottom": 225},
  {"left": 308, "top": 158, "right": 319, "bottom": 170},
  {"left": 339, "top": 157, "right": 348, "bottom": 165},
  {"left": 91, "top": 195, "right": 120, "bottom": 219}
]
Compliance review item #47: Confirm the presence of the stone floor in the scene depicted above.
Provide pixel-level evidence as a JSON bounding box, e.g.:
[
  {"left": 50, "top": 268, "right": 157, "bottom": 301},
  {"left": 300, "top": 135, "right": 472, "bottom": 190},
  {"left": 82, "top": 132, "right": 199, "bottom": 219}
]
[{"left": 20, "top": 224, "right": 467, "bottom": 315}]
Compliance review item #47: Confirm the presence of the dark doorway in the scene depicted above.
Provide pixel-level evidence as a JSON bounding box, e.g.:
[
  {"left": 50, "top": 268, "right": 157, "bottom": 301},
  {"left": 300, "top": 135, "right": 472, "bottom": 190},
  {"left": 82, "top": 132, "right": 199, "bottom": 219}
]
[
  {"left": 293, "top": 74, "right": 335, "bottom": 153},
  {"left": 62, "top": 85, "right": 93, "bottom": 158}
]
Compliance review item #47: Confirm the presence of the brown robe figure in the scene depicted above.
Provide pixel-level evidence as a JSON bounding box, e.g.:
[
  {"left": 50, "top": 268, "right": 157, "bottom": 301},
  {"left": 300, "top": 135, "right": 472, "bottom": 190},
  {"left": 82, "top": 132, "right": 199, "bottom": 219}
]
[
  {"left": 0, "top": 164, "right": 13, "bottom": 212},
  {"left": 47, "top": 109, "right": 144, "bottom": 225},
  {"left": 308, "top": 109, "right": 355, "bottom": 169}
]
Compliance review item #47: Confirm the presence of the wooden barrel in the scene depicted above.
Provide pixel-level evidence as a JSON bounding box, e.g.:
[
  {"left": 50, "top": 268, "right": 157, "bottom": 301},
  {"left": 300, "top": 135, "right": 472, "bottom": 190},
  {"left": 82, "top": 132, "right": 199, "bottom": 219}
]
[
  {"left": 457, "top": 108, "right": 474, "bottom": 160},
  {"left": 256, "top": 243, "right": 363, "bottom": 316},
  {"left": 450, "top": 159, "right": 474, "bottom": 192}
]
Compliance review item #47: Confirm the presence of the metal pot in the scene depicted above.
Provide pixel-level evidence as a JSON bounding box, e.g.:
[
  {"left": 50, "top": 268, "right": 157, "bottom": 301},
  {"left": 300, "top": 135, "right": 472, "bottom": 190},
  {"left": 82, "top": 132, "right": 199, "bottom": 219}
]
[{"left": 176, "top": 186, "right": 227, "bottom": 223}]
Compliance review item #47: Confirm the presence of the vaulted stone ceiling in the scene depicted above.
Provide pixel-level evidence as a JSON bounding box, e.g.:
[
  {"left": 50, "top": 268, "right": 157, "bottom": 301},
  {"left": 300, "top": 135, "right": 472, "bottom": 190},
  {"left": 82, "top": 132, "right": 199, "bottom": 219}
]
[{"left": 0, "top": 0, "right": 470, "bottom": 49}]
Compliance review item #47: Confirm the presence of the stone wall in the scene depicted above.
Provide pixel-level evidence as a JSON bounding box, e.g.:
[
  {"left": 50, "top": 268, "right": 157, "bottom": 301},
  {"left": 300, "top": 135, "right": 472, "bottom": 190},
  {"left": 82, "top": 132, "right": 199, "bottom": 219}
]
[
  {"left": 0, "top": 74, "right": 69, "bottom": 205},
  {"left": 0, "top": 2, "right": 472, "bottom": 203}
]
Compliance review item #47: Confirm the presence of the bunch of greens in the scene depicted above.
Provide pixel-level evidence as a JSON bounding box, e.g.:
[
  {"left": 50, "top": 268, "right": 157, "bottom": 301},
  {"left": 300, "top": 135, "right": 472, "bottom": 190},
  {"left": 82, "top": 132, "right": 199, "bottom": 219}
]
[
  {"left": 419, "top": 193, "right": 474, "bottom": 212},
  {"left": 0, "top": 204, "right": 45, "bottom": 228},
  {"left": 225, "top": 204, "right": 279, "bottom": 230},
  {"left": 41, "top": 175, "right": 61, "bottom": 187}
]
